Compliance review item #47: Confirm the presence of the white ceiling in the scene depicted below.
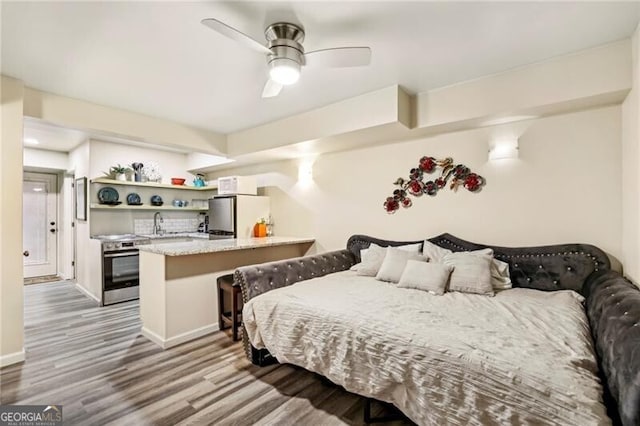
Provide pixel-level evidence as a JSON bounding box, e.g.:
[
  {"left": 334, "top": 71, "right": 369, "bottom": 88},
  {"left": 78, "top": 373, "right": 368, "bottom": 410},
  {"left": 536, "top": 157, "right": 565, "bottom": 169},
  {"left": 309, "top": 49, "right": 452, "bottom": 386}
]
[{"left": 3, "top": 1, "right": 640, "bottom": 138}]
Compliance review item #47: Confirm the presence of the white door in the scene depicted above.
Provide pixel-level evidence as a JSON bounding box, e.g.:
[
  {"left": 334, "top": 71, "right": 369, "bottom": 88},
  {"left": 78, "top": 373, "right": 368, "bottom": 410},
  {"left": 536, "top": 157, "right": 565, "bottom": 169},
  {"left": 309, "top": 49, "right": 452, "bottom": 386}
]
[{"left": 23, "top": 172, "right": 58, "bottom": 278}]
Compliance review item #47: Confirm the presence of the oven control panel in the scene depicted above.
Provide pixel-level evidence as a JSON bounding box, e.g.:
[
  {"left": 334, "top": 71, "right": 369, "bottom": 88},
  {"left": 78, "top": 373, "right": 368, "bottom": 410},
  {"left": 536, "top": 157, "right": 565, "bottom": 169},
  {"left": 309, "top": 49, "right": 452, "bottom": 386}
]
[{"left": 102, "top": 239, "right": 150, "bottom": 252}]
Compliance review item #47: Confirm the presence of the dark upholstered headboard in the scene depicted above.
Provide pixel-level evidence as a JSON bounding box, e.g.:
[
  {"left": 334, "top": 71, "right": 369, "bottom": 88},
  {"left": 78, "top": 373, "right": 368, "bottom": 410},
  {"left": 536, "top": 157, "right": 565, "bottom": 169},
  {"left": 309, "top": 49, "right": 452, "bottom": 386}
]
[
  {"left": 347, "top": 233, "right": 611, "bottom": 294},
  {"left": 347, "top": 233, "right": 640, "bottom": 425}
]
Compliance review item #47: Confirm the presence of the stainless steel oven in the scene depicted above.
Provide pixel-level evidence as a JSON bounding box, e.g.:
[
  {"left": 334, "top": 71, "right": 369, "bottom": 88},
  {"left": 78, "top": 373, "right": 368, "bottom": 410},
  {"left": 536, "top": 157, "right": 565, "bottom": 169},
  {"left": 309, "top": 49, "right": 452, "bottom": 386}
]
[{"left": 97, "top": 234, "right": 150, "bottom": 306}]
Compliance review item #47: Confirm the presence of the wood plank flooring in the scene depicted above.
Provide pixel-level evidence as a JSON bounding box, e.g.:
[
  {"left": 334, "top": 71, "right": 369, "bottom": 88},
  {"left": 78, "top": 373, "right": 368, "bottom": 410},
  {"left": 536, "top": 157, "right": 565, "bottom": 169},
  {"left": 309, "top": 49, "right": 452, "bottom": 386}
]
[{"left": 0, "top": 281, "right": 413, "bottom": 425}]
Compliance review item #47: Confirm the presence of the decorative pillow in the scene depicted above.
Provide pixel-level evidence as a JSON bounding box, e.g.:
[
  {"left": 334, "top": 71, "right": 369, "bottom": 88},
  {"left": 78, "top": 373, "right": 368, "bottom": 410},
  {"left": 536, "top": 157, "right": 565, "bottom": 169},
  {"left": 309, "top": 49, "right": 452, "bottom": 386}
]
[
  {"left": 442, "top": 252, "right": 494, "bottom": 296},
  {"left": 356, "top": 244, "right": 388, "bottom": 276},
  {"left": 351, "top": 242, "right": 422, "bottom": 271},
  {"left": 397, "top": 260, "right": 454, "bottom": 295},
  {"left": 424, "top": 241, "right": 512, "bottom": 290},
  {"left": 375, "top": 248, "right": 426, "bottom": 283},
  {"left": 422, "top": 240, "right": 451, "bottom": 262},
  {"left": 470, "top": 248, "right": 512, "bottom": 290},
  {"left": 489, "top": 257, "right": 512, "bottom": 290}
]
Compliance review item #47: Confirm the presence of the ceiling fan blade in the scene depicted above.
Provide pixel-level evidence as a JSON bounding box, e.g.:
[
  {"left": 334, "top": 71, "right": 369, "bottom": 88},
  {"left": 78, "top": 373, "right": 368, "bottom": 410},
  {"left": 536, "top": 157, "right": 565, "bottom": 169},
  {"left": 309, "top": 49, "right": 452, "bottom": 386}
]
[
  {"left": 201, "top": 18, "right": 271, "bottom": 54},
  {"left": 262, "top": 79, "right": 283, "bottom": 98},
  {"left": 304, "top": 47, "right": 371, "bottom": 68}
]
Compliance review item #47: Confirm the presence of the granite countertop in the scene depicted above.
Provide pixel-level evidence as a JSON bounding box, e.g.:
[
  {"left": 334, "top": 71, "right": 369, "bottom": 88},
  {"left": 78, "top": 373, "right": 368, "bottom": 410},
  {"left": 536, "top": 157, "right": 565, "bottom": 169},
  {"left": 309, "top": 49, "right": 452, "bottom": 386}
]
[{"left": 138, "top": 236, "right": 315, "bottom": 256}]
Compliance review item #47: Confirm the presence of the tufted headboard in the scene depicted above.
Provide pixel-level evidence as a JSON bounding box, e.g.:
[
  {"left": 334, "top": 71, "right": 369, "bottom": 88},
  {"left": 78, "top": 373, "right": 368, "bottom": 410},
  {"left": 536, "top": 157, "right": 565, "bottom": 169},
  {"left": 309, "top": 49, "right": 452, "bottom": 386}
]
[{"left": 347, "top": 233, "right": 611, "bottom": 294}]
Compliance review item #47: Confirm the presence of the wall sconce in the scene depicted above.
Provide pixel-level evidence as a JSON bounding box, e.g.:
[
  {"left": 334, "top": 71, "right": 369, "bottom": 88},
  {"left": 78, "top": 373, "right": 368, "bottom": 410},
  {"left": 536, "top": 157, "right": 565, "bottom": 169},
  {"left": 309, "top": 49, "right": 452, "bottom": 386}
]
[
  {"left": 297, "top": 159, "right": 314, "bottom": 186},
  {"left": 488, "top": 138, "right": 519, "bottom": 161}
]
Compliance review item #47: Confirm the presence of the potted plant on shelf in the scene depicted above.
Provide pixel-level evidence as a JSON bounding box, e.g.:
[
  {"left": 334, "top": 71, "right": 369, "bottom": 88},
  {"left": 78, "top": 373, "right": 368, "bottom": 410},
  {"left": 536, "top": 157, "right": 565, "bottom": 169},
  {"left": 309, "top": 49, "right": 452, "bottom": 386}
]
[{"left": 109, "top": 164, "right": 132, "bottom": 181}]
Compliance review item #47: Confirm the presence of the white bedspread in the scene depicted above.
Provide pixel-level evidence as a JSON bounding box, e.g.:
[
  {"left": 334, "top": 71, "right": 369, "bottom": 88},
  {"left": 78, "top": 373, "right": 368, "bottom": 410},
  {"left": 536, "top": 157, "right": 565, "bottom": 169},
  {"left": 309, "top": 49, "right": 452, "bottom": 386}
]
[{"left": 243, "top": 271, "right": 610, "bottom": 426}]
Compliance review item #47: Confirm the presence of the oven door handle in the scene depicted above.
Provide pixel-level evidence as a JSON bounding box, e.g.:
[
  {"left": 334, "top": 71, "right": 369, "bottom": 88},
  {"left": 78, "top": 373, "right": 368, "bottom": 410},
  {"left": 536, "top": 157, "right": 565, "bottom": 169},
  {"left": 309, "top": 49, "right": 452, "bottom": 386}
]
[{"left": 104, "top": 251, "right": 139, "bottom": 258}]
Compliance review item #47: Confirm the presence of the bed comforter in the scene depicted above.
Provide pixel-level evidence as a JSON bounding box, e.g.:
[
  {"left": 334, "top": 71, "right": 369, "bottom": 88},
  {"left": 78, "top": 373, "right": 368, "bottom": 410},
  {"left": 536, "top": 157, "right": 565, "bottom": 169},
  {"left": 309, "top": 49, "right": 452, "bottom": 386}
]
[{"left": 243, "top": 270, "right": 610, "bottom": 426}]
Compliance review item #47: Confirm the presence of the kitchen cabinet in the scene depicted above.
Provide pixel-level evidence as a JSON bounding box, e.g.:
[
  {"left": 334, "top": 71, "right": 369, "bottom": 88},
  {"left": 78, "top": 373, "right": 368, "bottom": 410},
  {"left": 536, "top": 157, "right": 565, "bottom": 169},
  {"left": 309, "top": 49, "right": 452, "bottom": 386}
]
[{"left": 89, "top": 178, "right": 216, "bottom": 211}]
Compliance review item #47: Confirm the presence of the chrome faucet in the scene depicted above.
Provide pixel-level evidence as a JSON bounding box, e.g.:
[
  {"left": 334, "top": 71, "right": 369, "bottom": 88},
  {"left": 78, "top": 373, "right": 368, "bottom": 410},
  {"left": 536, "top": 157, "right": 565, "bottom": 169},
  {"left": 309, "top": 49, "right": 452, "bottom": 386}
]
[{"left": 153, "top": 212, "right": 164, "bottom": 235}]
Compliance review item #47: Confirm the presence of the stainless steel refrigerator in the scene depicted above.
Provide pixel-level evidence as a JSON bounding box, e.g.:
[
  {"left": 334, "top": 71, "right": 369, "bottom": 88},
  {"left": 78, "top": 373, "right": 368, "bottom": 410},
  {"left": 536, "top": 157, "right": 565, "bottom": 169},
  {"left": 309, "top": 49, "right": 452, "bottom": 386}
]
[{"left": 208, "top": 195, "right": 270, "bottom": 239}]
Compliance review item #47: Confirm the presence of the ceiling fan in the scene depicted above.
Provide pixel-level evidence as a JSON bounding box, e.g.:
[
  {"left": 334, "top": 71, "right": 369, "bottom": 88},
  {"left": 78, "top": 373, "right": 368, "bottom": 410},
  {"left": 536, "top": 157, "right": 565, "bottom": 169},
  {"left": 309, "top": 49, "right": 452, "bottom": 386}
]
[{"left": 201, "top": 18, "right": 372, "bottom": 98}]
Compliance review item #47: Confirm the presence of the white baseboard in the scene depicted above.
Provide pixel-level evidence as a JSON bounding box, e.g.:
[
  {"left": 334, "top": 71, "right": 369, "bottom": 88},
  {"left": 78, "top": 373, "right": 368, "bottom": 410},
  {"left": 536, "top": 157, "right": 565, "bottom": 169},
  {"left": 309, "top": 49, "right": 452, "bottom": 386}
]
[
  {"left": 0, "top": 349, "right": 25, "bottom": 367},
  {"left": 74, "top": 282, "right": 101, "bottom": 304},
  {"left": 141, "top": 323, "right": 219, "bottom": 349}
]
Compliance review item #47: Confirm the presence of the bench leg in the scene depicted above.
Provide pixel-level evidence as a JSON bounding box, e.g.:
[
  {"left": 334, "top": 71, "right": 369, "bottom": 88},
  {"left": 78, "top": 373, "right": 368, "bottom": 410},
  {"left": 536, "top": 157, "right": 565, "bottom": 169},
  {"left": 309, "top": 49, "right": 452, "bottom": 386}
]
[
  {"left": 218, "top": 284, "right": 224, "bottom": 331},
  {"left": 232, "top": 288, "right": 239, "bottom": 341}
]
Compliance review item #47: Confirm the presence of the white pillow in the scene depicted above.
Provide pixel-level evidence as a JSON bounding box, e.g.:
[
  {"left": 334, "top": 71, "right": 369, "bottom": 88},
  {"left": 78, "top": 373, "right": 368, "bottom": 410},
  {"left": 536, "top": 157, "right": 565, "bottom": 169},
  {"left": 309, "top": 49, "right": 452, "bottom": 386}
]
[
  {"left": 423, "top": 241, "right": 512, "bottom": 290},
  {"left": 356, "top": 244, "right": 388, "bottom": 276},
  {"left": 351, "top": 242, "right": 422, "bottom": 271},
  {"left": 397, "top": 260, "right": 453, "bottom": 295},
  {"left": 375, "top": 248, "right": 426, "bottom": 283},
  {"left": 489, "top": 257, "right": 512, "bottom": 290},
  {"left": 422, "top": 240, "right": 451, "bottom": 262},
  {"left": 442, "top": 252, "right": 494, "bottom": 296}
]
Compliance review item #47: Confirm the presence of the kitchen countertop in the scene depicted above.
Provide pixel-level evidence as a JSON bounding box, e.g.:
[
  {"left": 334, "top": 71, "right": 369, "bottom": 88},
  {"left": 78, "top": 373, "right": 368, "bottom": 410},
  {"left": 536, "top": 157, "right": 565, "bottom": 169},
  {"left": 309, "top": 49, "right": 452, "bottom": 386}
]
[
  {"left": 91, "top": 232, "right": 210, "bottom": 241},
  {"left": 138, "top": 232, "right": 210, "bottom": 240},
  {"left": 137, "top": 236, "right": 315, "bottom": 256}
]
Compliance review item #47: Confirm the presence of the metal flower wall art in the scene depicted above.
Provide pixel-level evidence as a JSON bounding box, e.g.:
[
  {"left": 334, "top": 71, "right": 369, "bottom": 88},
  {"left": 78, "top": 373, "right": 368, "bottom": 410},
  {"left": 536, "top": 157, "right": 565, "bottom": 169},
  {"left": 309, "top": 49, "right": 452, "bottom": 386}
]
[{"left": 384, "top": 156, "right": 485, "bottom": 213}]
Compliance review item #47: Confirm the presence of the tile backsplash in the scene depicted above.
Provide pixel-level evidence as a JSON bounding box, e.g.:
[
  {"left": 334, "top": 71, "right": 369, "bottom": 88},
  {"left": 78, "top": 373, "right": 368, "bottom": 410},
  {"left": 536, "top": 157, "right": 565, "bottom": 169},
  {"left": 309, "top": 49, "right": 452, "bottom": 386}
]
[{"left": 134, "top": 218, "right": 199, "bottom": 234}]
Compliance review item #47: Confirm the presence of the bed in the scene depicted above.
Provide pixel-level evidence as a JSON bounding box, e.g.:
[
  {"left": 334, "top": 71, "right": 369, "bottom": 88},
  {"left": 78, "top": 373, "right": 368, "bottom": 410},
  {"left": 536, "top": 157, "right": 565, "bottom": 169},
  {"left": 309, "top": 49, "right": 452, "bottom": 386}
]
[{"left": 234, "top": 234, "right": 640, "bottom": 425}]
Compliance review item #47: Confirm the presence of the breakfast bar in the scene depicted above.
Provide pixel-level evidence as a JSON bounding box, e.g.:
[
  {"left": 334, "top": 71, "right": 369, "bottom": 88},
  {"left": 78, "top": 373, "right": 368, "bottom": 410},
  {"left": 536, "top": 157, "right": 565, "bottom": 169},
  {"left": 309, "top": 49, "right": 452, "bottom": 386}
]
[{"left": 138, "top": 236, "right": 314, "bottom": 348}]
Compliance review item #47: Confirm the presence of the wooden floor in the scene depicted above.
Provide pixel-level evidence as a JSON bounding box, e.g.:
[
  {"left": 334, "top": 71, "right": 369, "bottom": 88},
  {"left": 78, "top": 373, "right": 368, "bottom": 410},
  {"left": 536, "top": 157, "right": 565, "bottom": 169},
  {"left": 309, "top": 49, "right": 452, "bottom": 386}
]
[{"left": 0, "top": 281, "right": 413, "bottom": 425}]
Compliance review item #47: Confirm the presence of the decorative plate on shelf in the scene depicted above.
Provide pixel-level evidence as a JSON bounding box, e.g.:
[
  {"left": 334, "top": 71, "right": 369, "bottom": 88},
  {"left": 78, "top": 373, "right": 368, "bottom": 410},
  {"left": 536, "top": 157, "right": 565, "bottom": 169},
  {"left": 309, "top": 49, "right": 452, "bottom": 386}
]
[
  {"left": 150, "top": 195, "right": 164, "bottom": 206},
  {"left": 126, "top": 193, "right": 142, "bottom": 205},
  {"left": 98, "top": 187, "right": 119, "bottom": 204}
]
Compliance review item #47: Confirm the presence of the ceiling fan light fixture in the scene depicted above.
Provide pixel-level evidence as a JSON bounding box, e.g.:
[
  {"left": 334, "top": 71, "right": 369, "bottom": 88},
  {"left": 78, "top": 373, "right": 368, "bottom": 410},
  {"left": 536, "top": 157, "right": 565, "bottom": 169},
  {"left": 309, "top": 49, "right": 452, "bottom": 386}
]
[{"left": 269, "top": 58, "right": 301, "bottom": 85}]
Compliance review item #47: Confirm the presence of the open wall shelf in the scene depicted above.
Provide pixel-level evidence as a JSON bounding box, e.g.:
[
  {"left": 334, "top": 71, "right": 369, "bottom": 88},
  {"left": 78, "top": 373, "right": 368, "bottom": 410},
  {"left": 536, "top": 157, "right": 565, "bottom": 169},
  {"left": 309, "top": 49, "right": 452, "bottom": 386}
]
[
  {"left": 90, "top": 178, "right": 217, "bottom": 191},
  {"left": 90, "top": 203, "right": 207, "bottom": 211}
]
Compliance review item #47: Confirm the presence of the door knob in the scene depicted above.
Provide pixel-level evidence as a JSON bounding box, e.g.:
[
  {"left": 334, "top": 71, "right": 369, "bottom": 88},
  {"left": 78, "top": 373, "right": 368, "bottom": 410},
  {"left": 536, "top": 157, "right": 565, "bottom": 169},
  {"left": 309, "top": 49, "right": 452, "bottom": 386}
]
[
  {"left": 23, "top": 250, "right": 29, "bottom": 257},
  {"left": 49, "top": 228, "right": 56, "bottom": 233},
  {"left": 50, "top": 221, "right": 55, "bottom": 226}
]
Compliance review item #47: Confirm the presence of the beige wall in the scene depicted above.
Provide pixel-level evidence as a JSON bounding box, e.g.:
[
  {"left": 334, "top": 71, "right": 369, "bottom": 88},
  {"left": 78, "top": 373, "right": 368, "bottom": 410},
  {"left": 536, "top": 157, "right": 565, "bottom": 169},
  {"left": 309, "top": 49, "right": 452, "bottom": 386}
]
[
  {"left": 622, "top": 24, "right": 640, "bottom": 284},
  {"left": 0, "top": 76, "right": 25, "bottom": 366},
  {"left": 210, "top": 106, "right": 622, "bottom": 263},
  {"left": 23, "top": 88, "right": 227, "bottom": 155}
]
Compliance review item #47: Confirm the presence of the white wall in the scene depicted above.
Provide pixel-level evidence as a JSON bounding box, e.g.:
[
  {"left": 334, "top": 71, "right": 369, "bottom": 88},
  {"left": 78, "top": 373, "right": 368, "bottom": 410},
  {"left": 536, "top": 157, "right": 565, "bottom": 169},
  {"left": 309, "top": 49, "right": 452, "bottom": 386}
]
[
  {"left": 209, "top": 106, "right": 622, "bottom": 263},
  {"left": 69, "top": 141, "right": 103, "bottom": 301},
  {"left": 23, "top": 148, "right": 68, "bottom": 171},
  {"left": 58, "top": 173, "right": 75, "bottom": 280},
  {"left": 622, "top": 24, "right": 640, "bottom": 284},
  {"left": 89, "top": 139, "right": 190, "bottom": 183}
]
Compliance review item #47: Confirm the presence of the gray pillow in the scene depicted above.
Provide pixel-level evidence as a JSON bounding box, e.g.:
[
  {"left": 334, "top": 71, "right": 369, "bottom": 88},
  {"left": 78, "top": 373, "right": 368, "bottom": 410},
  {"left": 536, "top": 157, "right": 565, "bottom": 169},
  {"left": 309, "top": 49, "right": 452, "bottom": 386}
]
[
  {"left": 397, "top": 260, "right": 454, "bottom": 295},
  {"left": 442, "top": 252, "right": 494, "bottom": 296},
  {"left": 375, "top": 248, "right": 426, "bottom": 283}
]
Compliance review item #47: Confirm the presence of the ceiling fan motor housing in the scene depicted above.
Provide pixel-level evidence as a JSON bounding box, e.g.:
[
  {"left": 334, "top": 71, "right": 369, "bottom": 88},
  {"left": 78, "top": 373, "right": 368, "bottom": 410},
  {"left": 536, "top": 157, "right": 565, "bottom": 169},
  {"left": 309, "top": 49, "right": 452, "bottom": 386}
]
[{"left": 265, "top": 22, "right": 305, "bottom": 66}]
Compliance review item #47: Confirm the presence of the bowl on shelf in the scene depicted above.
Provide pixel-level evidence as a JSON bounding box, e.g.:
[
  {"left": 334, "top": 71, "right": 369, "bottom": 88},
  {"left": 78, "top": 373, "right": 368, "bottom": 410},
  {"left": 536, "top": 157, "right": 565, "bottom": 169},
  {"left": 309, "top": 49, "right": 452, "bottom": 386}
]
[
  {"left": 171, "top": 178, "right": 186, "bottom": 185},
  {"left": 172, "top": 199, "right": 188, "bottom": 207},
  {"left": 150, "top": 195, "right": 164, "bottom": 206}
]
